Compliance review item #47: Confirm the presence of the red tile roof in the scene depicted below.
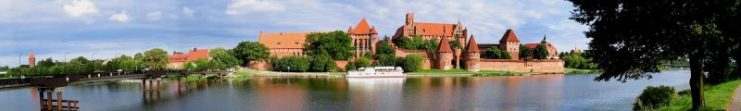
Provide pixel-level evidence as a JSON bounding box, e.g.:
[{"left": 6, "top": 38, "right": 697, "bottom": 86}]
[
  {"left": 438, "top": 37, "right": 452, "bottom": 53},
  {"left": 348, "top": 18, "right": 377, "bottom": 34},
  {"left": 465, "top": 35, "right": 480, "bottom": 53},
  {"left": 524, "top": 43, "right": 540, "bottom": 49},
  {"left": 169, "top": 48, "right": 209, "bottom": 63},
  {"left": 414, "top": 22, "right": 456, "bottom": 37},
  {"left": 499, "top": 29, "right": 520, "bottom": 43},
  {"left": 258, "top": 32, "right": 309, "bottom": 49}
]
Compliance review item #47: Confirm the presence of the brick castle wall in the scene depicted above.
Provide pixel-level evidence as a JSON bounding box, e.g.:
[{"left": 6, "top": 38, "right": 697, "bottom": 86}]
[{"left": 478, "top": 59, "right": 564, "bottom": 73}]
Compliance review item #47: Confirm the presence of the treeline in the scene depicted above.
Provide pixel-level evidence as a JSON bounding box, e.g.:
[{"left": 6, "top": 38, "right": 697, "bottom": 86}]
[
  {"left": 559, "top": 50, "right": 598, "bottom": 69},
  {"left": 482, "top": 44, "right": 550, "bottom": 60}
]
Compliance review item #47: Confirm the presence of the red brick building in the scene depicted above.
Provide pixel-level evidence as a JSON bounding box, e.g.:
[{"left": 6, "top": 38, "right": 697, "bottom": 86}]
[
  {"left": 347, "top": 18, "right": 380, "bottom": 58},
  {"left": 168, "top": 48, "right": 209, "bottom": 69}
]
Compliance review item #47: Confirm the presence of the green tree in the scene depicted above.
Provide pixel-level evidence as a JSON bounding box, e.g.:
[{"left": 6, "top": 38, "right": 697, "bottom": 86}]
[
  {"left": 533, "top": 45, "right": 549, "bottom": 59},
  {"left": 377, "top": 40, "right": 396, "bottom": 55},
  {"left": 377, "top": 54, "right": 398, "bottom": 66},
  {"left": 210, "top": 47, "right": 241, "bottom": 70},
  {"left": 394, "top": 36, "right": 415, "bottom": 49},
  {"left": 401, "top": 54, "right": 423, "bottom": 72},
  {"left": 142, "top": 48, "right": 168, "bottom": 70},
  {"left": 232, "top": 41, "right": 270, "bottom": 65},
  {"left": 567, "top": 0, "right": 739, "bottom": 109},
  {"left": 305, "top": 31, "right": 354, "bottom": 60},
  {"left": 271, "top": 56, "right": 310, "bottom": 72},
  {"left": 519, "top": 45, "right": 531, "bottom": 59},
  {"left": 194, "top": 58, "right": 212, "bottom": 71},
  {"left": 355, "top": 57, "right": 370, "bottom": 68},
  {"left": 483, "top": 47, "right": 510, "bottom": 59},
  {"left": 309, "top": 53, "right": 336, "bottom": 72},
  {"left": 37, "top": 58, "right": 56, "bottom": 67}
]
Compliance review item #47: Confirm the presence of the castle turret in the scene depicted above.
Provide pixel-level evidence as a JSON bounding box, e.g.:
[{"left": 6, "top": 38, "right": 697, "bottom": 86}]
[
  {"left": 464, "top": 35, "right": 480, "bottom": 72},
  {"left": 499, "top": 29, "right": 520, "bottom": 60},
  {"left": 28, "top": 51, "right": 36, "bottom": 68},
  {"left": 437, "top": 38, "right": 454, "bottom": 70}
]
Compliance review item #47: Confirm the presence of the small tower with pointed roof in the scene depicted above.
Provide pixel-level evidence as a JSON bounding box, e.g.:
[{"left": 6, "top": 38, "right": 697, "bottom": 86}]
[
  {"left": 499, "top": 29, "right": 520, "bottom": 60},
  {"left": 464, "top": 35, "right": 480, "bottom": 72},
  {"left": 28, "top": 51, "right": 36, "bottom": 68},
  {"left": 437, "top": 38, "right": 454, "bottom": 70}
]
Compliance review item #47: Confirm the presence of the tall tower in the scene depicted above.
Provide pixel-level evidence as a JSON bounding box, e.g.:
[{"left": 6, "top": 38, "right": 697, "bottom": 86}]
[
  {"left": 28, "top": 51, "right": 36, "bottom": 68},
  {"left": 437, "top": 38, "right": 454, "bottom": 70},
  {"left": 499, "top": 29, "right": 520, "bottom": 60},
  {"left": 464, "top": 35, "right": 480, "bottom": 72}
]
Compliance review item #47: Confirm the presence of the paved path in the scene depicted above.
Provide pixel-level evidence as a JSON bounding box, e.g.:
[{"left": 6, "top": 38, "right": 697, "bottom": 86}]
[{"left": 729, "top": 85, "right": 741, "bottom": 111}]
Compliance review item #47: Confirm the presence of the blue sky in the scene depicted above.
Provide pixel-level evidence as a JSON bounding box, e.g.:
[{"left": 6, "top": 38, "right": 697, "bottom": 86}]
[{"left": 0, "top": 0, "right": 589, "bottom": 67}]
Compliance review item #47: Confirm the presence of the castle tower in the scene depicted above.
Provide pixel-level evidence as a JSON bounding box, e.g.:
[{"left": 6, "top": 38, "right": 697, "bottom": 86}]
[
  {"left": 437, "top": 38, "right": 454, "bottom": 70},
  {"left": 499, "top": 29, "right": 520, "bottom": 60},
  {"left": 28, "top": 51, "right": 36, "bottom": 68},
  {"left": 464, "top": 35, "right": 480, "bottom": 72}
]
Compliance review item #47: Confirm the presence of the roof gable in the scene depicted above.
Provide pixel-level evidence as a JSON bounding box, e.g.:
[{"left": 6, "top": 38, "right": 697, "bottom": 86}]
[
  {"left": 414, "top": 22, "right": 456, "bottom": 37},
  {"left": 465, "top": 35, "right": 480, "bottom": 53},
  {"left": 499, "top": 29, "right": 520, "bottom": 43},
  {"left": 349, "top": 18, "right": 376, "bottom": 34}
]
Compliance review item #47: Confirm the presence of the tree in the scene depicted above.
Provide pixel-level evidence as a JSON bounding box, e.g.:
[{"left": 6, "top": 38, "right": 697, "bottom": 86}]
[
  {"left": 210, "top": 47, "right": 241, "bottom": 70},
  {"left": 305, "top": 31, "right": 354, "bottom": 60},
  {"left": 194, "top": 58, "right": 212, "bottom": 71},
  {"left": 142, "top": 48, "right": 168, "bottom": 70},
  {"left": 309, "top": 53, "right": 336, "bottom": 72},
  {"left": 394, "top": 36, "right": 415, "bottom": 49},
  {"left": 519, "top": 45, "right": 531, "bottom": 59},
  {"left": 377, "top": 54, "right": 398, "bottom": 66},
  {"left": 567, "top": 0, "right": 739, "bottom": 109},
  {"left": 355, "top": 57, "right": 370, "bottom": 68},
  {"left": 401, "top": 54, "right": 423, "bottom": 72},
  {"left": 533, "top": 45, "right": 549, "bottom": 59},
  {"left": 377, "top": 40, "right": 396, "bottom": 56},
  {"left": 271, "top": 56, "right": 310, "bottom": 72},
  {"left": 483, "top": 47, "right": 510, "bottom": 59},
  {"left": 37, "top": 58, "right": 56, "bottom": 67},
  {"left": 232, "top": 41, "right": 270, "bottom": 65}
]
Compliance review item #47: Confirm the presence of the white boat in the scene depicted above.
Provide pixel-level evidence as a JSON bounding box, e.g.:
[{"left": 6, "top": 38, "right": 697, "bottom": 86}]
[{"left": 346, "top": 66, "right": 405, "bottom": 78}]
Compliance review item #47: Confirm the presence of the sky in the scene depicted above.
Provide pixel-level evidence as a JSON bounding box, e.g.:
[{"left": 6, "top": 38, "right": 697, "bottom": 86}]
[{"left": 0, "top": 0, "right": 590, "bottom": 67}]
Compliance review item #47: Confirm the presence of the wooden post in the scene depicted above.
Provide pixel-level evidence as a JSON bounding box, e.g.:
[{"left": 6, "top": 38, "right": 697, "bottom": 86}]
[
  {"left": 56, "top": 88, "right": 62, "bottom": 111},
  {"left": 46, "top": 90, "right": 52, "bottom": 110},
  {"left": 38, "top": 88, "right": 45, "bottom": 110}
]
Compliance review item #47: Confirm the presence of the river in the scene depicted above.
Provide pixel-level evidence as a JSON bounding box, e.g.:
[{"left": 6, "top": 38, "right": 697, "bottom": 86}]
[{"left": 0, "top": 70, "right": 690, "bottom": 111}]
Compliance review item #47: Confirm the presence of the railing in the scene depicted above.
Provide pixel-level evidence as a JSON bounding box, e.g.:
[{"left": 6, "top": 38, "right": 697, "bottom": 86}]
[
  {"left": 0, "top": 78, "right": 30, "bottom": 88},
  {"left": 41, "top": 99, "right": 79, "bottom": 111}
]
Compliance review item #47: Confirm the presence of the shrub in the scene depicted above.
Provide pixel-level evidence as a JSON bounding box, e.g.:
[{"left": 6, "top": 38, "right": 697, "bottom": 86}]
[
  {"left": 401, "top": 54, "right": 423, "bottom": 72},
  {"left": 345, "top": 61, "right": 356, "bottom": 71},
  {"left": 271, "top": 56, "right": 310, "bottom": 72},
  {"left": 633, "top": 86, "right": 675, "bottom": 111},
  {"left": 309, "top": 54, "right": 336, "bottom": 72},
  {"left": 377, "top": 54, "right": 398, "bottom": 66},
  {"left": 355, "top": 57, "right": 370, "bottom": 68}
]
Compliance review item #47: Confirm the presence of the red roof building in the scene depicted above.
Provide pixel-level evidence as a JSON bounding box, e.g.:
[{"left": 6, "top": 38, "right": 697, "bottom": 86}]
[
  {"left": 393, "top": 13, "right": 467, "bottom": 46},
  {"left": 348, "top": 18, "right": 380, "bottom": 58},
  {"left": 168, "top": 48, "right": 210, "bottom": 69}
]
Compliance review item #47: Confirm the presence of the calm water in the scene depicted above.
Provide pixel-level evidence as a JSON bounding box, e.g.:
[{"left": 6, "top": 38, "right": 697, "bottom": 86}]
[{"left": 0, "top": 70, "right": 691, "bottom": 111}]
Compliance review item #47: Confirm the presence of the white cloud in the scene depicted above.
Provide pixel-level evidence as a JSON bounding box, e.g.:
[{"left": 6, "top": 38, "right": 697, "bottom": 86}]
[
  {"left": 182, "top": 7, "right": 194, "bottom": 17},
  {"left": 108, "top": 11, "right": 129, "bottom": 23},
  {"left": 225, "top": 0, "right": 286, "bottom": 15},
  {"left": 146, "top": 11, "right": 163, "bottom": 20},
  {"left": 63, "top": 0, "right": 99, "bottom": 17}
]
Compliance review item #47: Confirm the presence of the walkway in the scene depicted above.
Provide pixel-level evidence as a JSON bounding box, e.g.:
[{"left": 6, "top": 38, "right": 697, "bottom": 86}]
[{"left": 729, "top": 84, "right": 741, "bottom": 111}]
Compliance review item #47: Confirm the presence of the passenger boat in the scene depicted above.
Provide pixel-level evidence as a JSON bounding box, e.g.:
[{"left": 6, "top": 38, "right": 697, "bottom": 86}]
[{"left": 346, "top": 66, "right": 405, "bottom": 78}]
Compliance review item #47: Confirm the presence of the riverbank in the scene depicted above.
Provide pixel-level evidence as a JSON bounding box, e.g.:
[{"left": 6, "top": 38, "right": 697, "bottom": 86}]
[
  {"left": 657, "top": 80, "right": 741, "bottom": 111},
  {"left": 406, "top": 69, "right": 560, "bottom": 76},
  {"left": 564, "top": 68, "right": 601, "bottom": 74}
]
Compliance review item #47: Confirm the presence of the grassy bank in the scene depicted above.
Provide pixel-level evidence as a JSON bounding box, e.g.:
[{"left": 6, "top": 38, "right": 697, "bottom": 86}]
[
  {"left": 658, "top": 80, "right": 741, "bottom": 111},
  {"left": 407, "top": 69, "right": 534, "bottom": 76},
  {"left": 564, "top": 68, "right": 601, "bottom": 74}
]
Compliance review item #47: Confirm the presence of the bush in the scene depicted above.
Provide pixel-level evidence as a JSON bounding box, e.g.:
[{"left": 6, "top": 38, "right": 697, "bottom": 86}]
[
  {"left": 271, "top": 56, "right": 310, "bottom": 72},
  {"left": 345, "top": 61, "right": 356, "bottom": 71},
  {"left": 401, "top": 54, "right": 423, "bottom": 72},
  {"left": 633, "top": 86, "right": 675, "bottom": 111},
  {"left": 377, "top": 54, "right": 398, "bottom": 66},
  {"left": 309, "top": 54, "right": 336, "bottom": 72},
  {"left": 355, "top": 57, "right": 370, "bottom": 68}
]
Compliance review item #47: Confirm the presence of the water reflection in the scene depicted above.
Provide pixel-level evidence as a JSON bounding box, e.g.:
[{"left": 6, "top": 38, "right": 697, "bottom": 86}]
[{"left": 0, "top": 70, "right": 692, "bottom": 111}]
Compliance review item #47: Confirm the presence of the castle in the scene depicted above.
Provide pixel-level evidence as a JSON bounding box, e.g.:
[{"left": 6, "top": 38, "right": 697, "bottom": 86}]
[{"left": 257, "top": 13, "right": 564, "bottom": 73}]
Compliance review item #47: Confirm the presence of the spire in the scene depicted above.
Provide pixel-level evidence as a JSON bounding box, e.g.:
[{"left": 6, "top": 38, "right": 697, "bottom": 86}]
[
  {"left": 347, "top": 26, "right": 353, "bottom": 33},
  {"left": 465, "top": 35, "right": 480, "bottom": 53},
  {"left": 28, "top": 51, "right": 35, "bottom": 59},
  {"left": 541, "top": 34, "right": 548, "bottom": 43},
  {"left": 438, "top": 37, "right": 452, "bottom": 53}
]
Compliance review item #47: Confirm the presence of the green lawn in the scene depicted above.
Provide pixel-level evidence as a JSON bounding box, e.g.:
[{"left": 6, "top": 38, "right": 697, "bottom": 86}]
[
  {"left": 658, "top": 80, "right": 741, "bottom": 111},
  {"left": 564, "top": 68, "right": 602, "bottom": 74}
]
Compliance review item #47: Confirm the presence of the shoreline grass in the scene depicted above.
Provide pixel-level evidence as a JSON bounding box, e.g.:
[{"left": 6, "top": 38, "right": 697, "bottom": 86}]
[
  {"left": 407, "top": 69, "right": 538, "bottom": 76},
  {"left": 658, "top": 80, "right": 741, "bottom": 111},
  {"left": 564, "top": 68, "right": 602, "bottom": 74}
]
